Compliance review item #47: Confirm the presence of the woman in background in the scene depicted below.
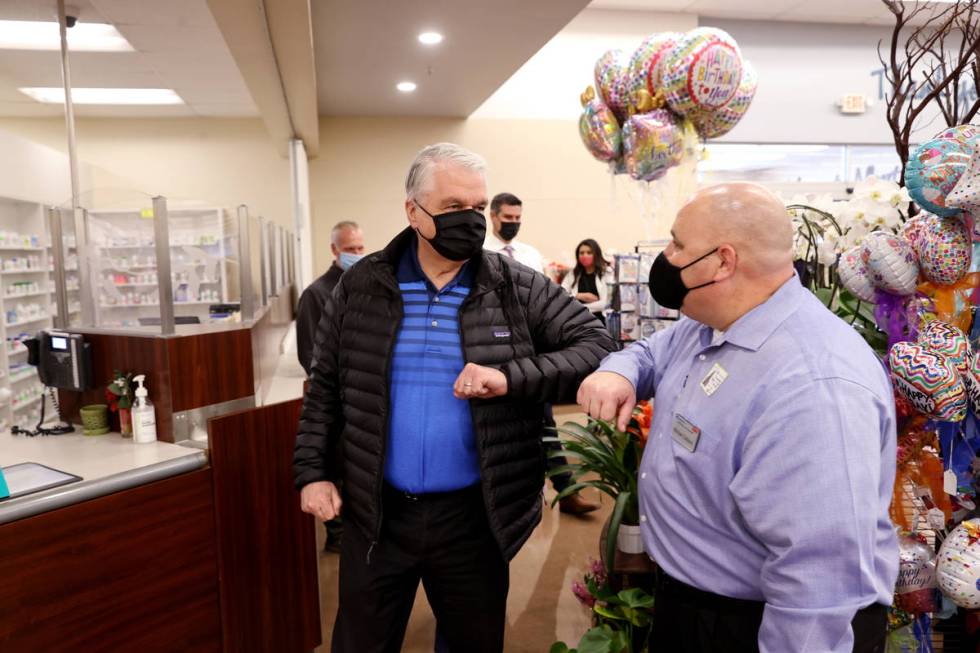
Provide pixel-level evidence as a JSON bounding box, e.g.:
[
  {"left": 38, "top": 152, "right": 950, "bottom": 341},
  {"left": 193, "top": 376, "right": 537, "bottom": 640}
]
[{"left": 562, "top": 238, "right": 609, "bottom": 324}]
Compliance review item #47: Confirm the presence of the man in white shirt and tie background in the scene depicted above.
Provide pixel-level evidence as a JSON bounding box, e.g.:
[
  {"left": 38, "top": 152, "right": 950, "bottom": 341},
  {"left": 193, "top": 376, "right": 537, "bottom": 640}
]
[{"left": 484, "top": 192, "right": 598, "bottom": 515}]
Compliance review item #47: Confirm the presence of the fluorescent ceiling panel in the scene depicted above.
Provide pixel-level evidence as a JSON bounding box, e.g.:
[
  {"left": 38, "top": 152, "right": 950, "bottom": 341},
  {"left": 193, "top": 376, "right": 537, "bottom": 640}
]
[
  {"left": 18, "top": 87, "right": 184, "bottom": 105},
  {"left": 0, "top": 20, "right": 133, "bottom": 52}
]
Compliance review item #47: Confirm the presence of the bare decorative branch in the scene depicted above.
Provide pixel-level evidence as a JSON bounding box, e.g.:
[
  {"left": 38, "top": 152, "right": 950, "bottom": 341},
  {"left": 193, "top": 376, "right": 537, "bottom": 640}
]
[{"left": 878, "top": 0, "right": 980, "bottom": 187}]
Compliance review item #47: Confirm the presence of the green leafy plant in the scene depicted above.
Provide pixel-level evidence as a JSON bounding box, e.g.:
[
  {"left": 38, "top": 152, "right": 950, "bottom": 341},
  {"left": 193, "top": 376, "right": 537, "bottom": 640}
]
[
  {"left": 105, "top": 370, "right": 133, "bottom": 412},
  {"left": 545, "top": 410, "right": 648, "bottom": 575},
  {"left": 550, "top": 584, "right": 655, "bottom": 653}
]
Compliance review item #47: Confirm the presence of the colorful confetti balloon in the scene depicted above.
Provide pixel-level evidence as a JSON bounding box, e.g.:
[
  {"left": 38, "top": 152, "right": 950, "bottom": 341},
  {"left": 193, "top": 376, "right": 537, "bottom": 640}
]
[
  {"left": 915, "top": 213, "right": 972, "bottom": 286},
  {"left": 595, "top": 49, "right": 632, "bottom": 122},
  {"left": 906, "top": 138, "right": 973, "bottom": 217},
  {"left": 947, "top": 148, "right": 980, "bottom": 217},
  {"left": 837, "top": 245, "right": 878, "bottom": 303},
  {"left": 663, "top": 28, "right": 743, "bottom": 117},
  {"left": 937, "top": 519, "right": 980, "bottom": 608},
  {"left": 622, "top": 109, "right": 683, "bottom": 182},
  {"left": 889, "top": 341, "right": 968, "bottom": 421},
  {"left": 862, "top": 231, "right": 919, "bottom": 296},
  {"left": 689, "top": 62, "right": 757, "bottom": 140},
  {"left": 628, "top": 32, "right": 681, "bottom": 99},
  {"left": 918, "top": 321, "right": 972, "bottom": 375},
  {"left": 579, "top": 98, "right": 622, "bottom": 163}
]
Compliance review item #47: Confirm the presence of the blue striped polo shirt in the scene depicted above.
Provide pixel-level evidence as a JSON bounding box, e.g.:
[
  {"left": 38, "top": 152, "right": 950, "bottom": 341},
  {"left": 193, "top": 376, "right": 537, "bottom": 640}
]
[{"left": 384, "top": 239, "right": 480, "bottom": 493}]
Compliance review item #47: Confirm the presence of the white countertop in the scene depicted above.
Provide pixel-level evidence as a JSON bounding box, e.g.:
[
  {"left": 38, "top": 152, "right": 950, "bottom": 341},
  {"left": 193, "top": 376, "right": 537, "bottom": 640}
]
[{"left": 0, "top": 431, "right": 207, "bottom": 524}]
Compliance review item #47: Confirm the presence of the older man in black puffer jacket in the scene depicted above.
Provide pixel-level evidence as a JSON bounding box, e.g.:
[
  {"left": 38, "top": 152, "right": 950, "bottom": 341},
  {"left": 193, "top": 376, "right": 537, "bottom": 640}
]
[{"left": 294, "top": 142, "right": 616, "bottom": 653}]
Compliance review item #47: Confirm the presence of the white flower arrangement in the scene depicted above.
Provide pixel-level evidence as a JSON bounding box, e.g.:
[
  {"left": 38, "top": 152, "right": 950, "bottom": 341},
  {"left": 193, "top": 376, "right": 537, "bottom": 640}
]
[{"left": 786, "top": 177, "right": 911, "bottom": 266}]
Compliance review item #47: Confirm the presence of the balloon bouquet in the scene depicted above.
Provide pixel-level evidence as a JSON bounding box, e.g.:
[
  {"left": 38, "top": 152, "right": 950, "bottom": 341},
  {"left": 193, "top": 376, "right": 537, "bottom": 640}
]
[
  {"left": 836, "top": 124, "right": 980, "bottom": 648},
  {"left": 579, "top": 28, "right": 757, "bottom": 183}
]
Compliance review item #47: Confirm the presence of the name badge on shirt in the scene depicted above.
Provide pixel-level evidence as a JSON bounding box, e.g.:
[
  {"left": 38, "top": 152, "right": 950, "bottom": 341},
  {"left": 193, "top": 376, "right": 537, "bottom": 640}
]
[
  {"left": 700, "top": 363, "right": 729, "bottom": 397},
  {"left": 671, "top": 414, "right": 701, "bottom": 453}
]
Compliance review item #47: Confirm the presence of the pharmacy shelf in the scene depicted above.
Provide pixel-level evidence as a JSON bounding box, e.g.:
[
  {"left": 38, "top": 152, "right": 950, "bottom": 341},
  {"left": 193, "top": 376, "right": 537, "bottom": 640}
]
[
  {"left": 100, "top": 300, "right": 216, "bottom": 309},
  {"left": 9, "top": 370, "right": 36, "bottom": 384},
  {"left": 4, "top": 291, "right": 47, "bottom": 300},
  {"left": 5, "top": 315, "right": 49, "bottom": 328},
  {"left": 13, "top": 397, "right": 43, "bottom": 412},
  {"left": 1, "top": 269, "right": 46, "bottom": 275},
  {"left": 0, "top": 246, "right": 43, "bottom": 252}
]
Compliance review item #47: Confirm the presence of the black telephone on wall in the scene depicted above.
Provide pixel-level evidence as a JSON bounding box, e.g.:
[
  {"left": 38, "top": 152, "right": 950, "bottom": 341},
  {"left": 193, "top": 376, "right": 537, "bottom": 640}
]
[{"left": 25, "top": 330, "right": 94, "bottom": 392}]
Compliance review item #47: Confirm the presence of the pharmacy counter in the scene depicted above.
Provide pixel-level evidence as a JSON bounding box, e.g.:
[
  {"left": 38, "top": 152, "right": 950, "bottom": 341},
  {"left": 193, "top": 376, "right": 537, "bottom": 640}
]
[
  {"left": 0, "top": 430, "right": 207, "bottom": 525},
  {"left": 0, "top": 398, "right": 320, "bottom": 653}
]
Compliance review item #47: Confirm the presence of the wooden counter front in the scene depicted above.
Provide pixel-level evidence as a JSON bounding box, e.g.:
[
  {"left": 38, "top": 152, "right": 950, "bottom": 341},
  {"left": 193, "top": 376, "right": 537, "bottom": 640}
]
[{"left": 0, "top": 468, "right": 222, "bottom": 652}]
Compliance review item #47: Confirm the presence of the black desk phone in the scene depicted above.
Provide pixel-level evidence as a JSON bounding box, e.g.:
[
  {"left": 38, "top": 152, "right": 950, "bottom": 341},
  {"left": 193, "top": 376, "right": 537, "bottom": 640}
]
[{"left": 25, "top": 330, "right": 94, "bottom": 392}]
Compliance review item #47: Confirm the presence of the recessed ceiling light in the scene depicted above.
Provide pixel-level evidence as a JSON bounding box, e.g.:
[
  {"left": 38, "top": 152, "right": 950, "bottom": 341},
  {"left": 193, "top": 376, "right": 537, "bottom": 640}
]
[
  {"left": 396, "top": 81, "right": 417, "bottom": 93},
  {"left": 18, "top": 88, "right": 184, "bottom": 105},
  {"left": 418, "top": 31, "right": 443, "bottom": 45},
  {"left": 0, "top": 20, "right": 132, "bottom": 51}
]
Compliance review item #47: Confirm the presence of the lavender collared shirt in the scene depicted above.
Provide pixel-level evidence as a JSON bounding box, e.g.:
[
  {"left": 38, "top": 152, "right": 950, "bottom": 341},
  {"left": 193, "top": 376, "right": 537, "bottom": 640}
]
[{"left": 599, "top": 275, "right": 898, "bottom": 653}]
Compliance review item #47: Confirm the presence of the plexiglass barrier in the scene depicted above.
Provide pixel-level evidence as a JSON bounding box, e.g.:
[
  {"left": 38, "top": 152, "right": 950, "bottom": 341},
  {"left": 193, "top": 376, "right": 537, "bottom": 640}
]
[{"left": 47, "top": 193, "right": 293, "bottom": 335}]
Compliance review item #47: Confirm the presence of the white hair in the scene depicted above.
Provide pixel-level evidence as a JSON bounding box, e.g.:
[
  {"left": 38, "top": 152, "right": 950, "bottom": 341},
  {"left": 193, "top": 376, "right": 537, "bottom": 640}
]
[
  {"left": 331, "top": 220, "right": 360, "bottom": 247},
  {"left": 405, "top": 142, "right": 487, "bottom": 200}
]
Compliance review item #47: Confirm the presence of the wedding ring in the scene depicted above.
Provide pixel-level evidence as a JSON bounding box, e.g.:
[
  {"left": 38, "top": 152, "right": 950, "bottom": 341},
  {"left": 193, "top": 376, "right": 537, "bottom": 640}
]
[{"left": 464, "top": 382, "right": 473, "bottom": 387}]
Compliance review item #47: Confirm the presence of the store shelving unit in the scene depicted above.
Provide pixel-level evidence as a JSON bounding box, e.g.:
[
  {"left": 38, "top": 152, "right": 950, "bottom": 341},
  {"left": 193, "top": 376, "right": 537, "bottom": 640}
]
[
  {"left": 607, "top": 240, "right": 679, "bottom": 345},
  {"left": 87, "top": 208, "right": 233, "bottom": 328},
  {"left": 0, "top": 197, "right": 54, "bottom": 430}
]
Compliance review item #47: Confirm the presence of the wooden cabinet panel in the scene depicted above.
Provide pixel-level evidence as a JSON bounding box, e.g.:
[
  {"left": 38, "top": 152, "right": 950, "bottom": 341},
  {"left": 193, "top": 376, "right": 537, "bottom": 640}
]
[{"left": 0, "top": 469, "right": 222, "bottom": 652}]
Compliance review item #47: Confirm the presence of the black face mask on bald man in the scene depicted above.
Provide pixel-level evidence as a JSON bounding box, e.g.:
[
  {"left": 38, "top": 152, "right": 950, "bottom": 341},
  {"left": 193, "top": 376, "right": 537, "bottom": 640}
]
[
  {"left": 414, "top": 201, "right": 487, "bottom": 262},
  {"left": 649, "top": 247, "right": 719, "bottom": 310}
]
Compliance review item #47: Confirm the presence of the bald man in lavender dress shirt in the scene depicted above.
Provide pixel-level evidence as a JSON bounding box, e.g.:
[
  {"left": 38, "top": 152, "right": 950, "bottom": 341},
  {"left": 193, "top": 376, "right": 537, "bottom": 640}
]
[{"left": 578, "top": 183, "right": 898, "bottom": 653}]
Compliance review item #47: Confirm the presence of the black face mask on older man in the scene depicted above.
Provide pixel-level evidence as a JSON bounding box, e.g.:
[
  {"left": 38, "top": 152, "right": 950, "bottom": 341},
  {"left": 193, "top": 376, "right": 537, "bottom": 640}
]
[
  {"left": 414, "top": 201, "right": 487, "bottom": 261},
  {"left": 649, "top": 247, "right": 719, "bottom": 310}
]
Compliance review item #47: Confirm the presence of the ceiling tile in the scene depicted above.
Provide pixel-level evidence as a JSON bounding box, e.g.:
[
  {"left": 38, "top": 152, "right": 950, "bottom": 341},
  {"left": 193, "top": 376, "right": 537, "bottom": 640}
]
[
  {"left": 88, "top": 0, "right": 216, "bottom": 28},
  {"left": 190, "top": 102, "right": 260, "bottom": 117},
  {"left": 588, "top": 0, "right": 696, "bottom": 10},
  {"left": 0, "top": 101, "right": 63, "bottom": 116},
  {"left": 116, "top": 24, "right": 231, "bottom": 57}
]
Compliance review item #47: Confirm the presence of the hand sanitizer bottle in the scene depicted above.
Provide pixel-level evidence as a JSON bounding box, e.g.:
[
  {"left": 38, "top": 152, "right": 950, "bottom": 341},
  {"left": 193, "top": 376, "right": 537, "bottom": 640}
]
[{"left": 132, "top": 374, "right": 157, "bottom": 444}]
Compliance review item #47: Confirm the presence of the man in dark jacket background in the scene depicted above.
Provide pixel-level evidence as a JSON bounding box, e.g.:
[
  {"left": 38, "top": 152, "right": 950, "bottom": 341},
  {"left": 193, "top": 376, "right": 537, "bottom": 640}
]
[
  {"left": 295, "top": 220, "right": 365, "bottom": 376},
  {"left": 294, "top": 142, "right": 616, "bottom": 653}
]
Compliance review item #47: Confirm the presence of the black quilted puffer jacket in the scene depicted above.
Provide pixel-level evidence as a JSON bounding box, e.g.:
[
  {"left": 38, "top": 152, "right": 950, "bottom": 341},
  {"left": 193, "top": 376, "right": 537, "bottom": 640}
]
[{"left": 293, "top": 228, "right": 616, "bottom": 560}]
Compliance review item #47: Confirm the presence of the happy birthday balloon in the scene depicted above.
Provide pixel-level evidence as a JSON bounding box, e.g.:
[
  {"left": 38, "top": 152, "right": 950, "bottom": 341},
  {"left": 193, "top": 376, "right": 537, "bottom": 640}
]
[
  {"left": 899, "top": 215, "right": 929, "bottom": 255},
  {"left": 663, "top": 28, "right": 744, "bottom": 117},
  {"left": 628, "top": 33, "right": 681, "bottom": 99},
  {"left": 689, "top": 62, "right": 757, "bottom": 140},
  {"left": 919, "top": 320, "right": 972, "bottom": 375},
  {"left": 889, "top": 341, "right": 968, "bottom": 421},
  {"left": 896, "top": 535, "right": 941, "bottom": 615},
  {"left": 862, "top": 232, "right": 919, "bottom": 296},
  {"left": 938, "top": 519, "right": 980, "bottom": 608},
  {"left": 579, "top": 94, "right": 622, "bottom": 163},
  {"left": 837, "top": 245, "right": 878, "bottom": 303},
  {"left": 947, "top": 148, "right": 980, "bottom": 217},
  {"left": 622, "top": 109, "right": 683, "bottom": 182},
  {"left": 595, "top": 49, "right": 632, "bottom": 123},
  {"left": 965, "top": 351, "right": 980, "bottom": 413},
  {"left": 906, "top": 138, "right": 973, "bottom": 217},
  {"left": 915, "top": 213, "right": 972, "bottom": 286}
]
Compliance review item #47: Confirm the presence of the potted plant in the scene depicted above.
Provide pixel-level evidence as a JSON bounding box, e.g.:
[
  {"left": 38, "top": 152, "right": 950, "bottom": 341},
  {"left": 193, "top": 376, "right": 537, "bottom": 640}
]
[
  {"left": 552, "top": 557, "right": 655, "bottom": 653},
  {"left": 106, "top": 371, "right": 133, "bottom": 437},
  {"left": 545, "top": 402, "right": 651, "bottom": 570}
]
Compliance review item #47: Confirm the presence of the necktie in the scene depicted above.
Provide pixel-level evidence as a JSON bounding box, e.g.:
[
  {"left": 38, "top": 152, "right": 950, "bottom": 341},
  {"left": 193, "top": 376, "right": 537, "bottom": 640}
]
[{"left": 502, "top": 245, "right": 514, "bottom": 258}]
